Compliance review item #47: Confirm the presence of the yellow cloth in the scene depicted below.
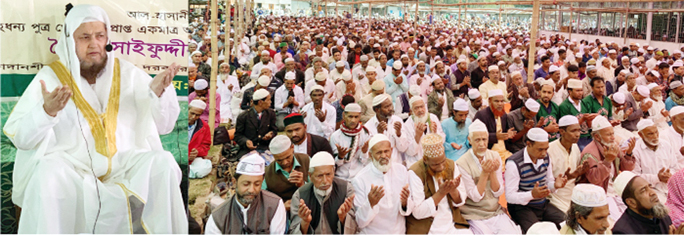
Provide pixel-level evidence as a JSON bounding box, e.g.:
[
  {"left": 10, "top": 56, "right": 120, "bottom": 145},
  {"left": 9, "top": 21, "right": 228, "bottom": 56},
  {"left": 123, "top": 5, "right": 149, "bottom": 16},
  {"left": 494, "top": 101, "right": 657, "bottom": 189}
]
[{"left": 492, "top": 117, "right": 512, "bottom": 171}]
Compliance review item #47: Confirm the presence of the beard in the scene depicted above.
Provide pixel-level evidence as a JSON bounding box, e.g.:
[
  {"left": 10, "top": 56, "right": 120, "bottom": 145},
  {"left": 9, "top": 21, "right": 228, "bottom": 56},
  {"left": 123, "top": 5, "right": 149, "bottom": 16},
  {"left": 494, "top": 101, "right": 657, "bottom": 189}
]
[
  {"left": 637, "top": 201, "right": 670, "bottom": 219},
  {"left": 413, "top": 113, "right": 428, "bottom": 124},
  {"left": 372, "top": 158, "right": 391, "bottom": 173},
  {"left": 314, "top": 185, "right": 333, "bottom": 197},
  {"left": 653, "top": 95, "right": 663, "bottom": 102},
  {"left": 644, "top": 137, "right": 659, "bottom": 146},
  {"left": 427, "top": 165, "right": 448, "bottom": 180},
  {"left": 237, "top": 191, "right": 257, "bottom": 206},
  {"left": 80, "top": 53, "right": 108, "bottom": 80}
]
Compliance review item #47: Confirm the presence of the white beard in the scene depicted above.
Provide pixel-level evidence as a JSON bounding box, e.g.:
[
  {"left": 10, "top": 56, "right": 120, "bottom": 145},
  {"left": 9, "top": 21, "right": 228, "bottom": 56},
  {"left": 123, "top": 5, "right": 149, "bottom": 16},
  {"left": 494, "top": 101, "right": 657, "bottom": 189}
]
[
  {"left": 653, "top": 95, "right": 663, "bottom": 102},
  {"left": 644, "top": 137, "right": 659, "bottom": 146},
  {"left": 372, "top": 158, "right": 391, "bottom": 173},
  {"left": 314, "top": 186, "right": 333, "bottom": 197},
  {"left": 413, "top": 113, "right": 428, "bottom": 124}
]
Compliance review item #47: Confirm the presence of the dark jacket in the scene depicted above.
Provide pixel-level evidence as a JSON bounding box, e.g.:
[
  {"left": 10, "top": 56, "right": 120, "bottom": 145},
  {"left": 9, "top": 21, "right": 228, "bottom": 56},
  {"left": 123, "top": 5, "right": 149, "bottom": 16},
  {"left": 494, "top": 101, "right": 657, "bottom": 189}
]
[
  {"left": 612, "top": 209, "right": 672, "bottom": 234},
  {"left": 622, "top": 93, "right": 649, "bottom": 131},
  {"left": 234, "top": 107, "right": 278, "bottom": 157},
  {"left": 473, "top": 107, "right": 511, "bottom": 148},
  {"left": 304, "top": 133, "right": 334, "bottom": 157},
  {"left": 275, "top": 68, "right": 306, "bottom": 88},
  {"left": 508, "top": 83, "right": 539, "bottom": 111}
]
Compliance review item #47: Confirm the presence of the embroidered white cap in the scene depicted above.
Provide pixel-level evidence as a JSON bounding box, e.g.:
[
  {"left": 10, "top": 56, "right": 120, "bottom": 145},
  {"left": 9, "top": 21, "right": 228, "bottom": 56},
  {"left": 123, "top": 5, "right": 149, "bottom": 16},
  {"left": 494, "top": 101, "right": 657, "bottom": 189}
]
[
  {"left": 527, "top": 128, "right": 548, "bottom": 142},
  {"left": 558, "top": 115, "right": 579, "bottom": 127},
  {"left": 269, "top": 135, "right": 292, "bottom": 155},
  {"left": 236, "top": 153, "right": 266, "bottom": 176},
  {"left": 524, "top": 99, "right": 540, "bottom": 112},
  {"left": 189, "top": 99, "right": 207, "bottom": 110},
  {"left": 572, "top": 183, "right": 608, "bottom": 207},
  {"left": 453, "top": 98, "right": 469, "bottom": 111}
]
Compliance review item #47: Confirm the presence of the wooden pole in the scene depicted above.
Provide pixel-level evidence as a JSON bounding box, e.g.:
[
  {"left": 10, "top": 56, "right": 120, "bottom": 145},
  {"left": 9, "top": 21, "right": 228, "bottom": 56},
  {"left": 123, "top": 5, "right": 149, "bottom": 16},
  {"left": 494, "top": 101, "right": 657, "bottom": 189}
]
[
  {"left": 569, "top": 7, "right": 573, "bottom": 40},
  {"left": 209, "top": 0, "right": 219, "bottom": 138},
  {"left": 623, "top": 8, "right": 629, "bottom": 44},
  {"left": 416, "top": 0, "right": 420, "bottom": 23},
  {"left": 676, "top": 1, "right": 681, "bottom": 43},
  {"left": 458, "top": 0, "right": 461, "bottom": 25},
  {"left": 576, "top": 9, "right": 580, "bottom": 34},
  {"left": 226, "top": 0, "right": 232, "bottom": 59},
  {"left": 527, "top": 0, "right": 540, "bottom": 83},
  {"left": 499, "top": 5, "right": 502, "bottom": 25}
]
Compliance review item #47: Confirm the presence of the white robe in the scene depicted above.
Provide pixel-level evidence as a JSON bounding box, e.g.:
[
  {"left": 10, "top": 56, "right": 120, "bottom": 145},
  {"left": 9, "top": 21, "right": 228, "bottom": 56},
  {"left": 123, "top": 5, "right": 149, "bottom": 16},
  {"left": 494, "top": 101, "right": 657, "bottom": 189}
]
[
  {"left": 630, "top": 138, "right": 680, "bottom": 203},
  {"left": 4, "top": 59, "right": 185, "bottom": 233},
  {"left": 400, "top": 114, "right": 446, "bottom": 167},
  {"left": 217, "top": 74, "right": 241, "bottom": 123},
  {"left": 329, "top": 128, "right": 372, "bottom": 181},
  {"left": 300, "top": 102, "right": 336, "bottom": 139},
  {"left": 365, "top": 115, "right": 411, "bottom": 166},
  {"left": 547, "top": 139, "right": 581, "bottom": 213}
]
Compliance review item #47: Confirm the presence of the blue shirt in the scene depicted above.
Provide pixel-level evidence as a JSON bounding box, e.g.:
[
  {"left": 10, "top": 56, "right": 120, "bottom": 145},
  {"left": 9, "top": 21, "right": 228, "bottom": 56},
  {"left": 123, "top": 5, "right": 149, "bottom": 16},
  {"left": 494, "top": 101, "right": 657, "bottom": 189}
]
[
  {"left": 442, "top": 118, "right": 472, "bottom": 161},
  {"left": 534, "top": 67, "right": 549, "bottom": 79},
  {"left": 328, "top": 61, "right": 350, "bottom": 71},
  {"left": 665, "top": 97, "right": 677, "bottom": 111},
  {"left": 384, "top": 72, "right": 409, "bottom": 102}
]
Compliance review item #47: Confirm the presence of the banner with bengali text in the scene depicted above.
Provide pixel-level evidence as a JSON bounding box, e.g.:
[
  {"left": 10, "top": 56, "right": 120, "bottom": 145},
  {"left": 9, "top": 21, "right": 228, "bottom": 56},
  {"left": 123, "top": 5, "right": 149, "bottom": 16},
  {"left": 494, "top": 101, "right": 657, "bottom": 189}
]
[{"left": 0, "top": 0, "right": 190, "bottom": 97}]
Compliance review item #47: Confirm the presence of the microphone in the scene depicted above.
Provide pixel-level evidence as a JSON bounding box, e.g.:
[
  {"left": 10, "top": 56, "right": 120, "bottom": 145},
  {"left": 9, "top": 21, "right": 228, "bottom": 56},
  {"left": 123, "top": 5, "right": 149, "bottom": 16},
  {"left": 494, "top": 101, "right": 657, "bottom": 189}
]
[{"left": 105, "top": 44, "right": 112, "bottom": 52}]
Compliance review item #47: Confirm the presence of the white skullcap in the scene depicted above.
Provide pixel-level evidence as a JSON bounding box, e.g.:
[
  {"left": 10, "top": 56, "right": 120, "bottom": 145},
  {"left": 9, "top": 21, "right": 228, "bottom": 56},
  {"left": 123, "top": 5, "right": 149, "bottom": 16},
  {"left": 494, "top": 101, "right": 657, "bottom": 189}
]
[
  {"left": 258, "top": 76, "right": 271, "bottom": 86},
  {"left": 468, "top": 89, "right": 481, "bottom": 99},
  {"left": 409, "top": 96, "right": 424, "bottom": 109},
  {"left": 345, "top": 103, "right": 362, "bottom": 113},
  {"left": 315, "top": 72, "right": 327, "bottom": 81},
  {"left": 621, "top": 56, "right": 629, "bottom": 61},
  {"left": 527, "top": 128, "right": 548, "bottom": 142},
  {"left": 648, "top": 70, "right": 660, "bottom": 77},
  {"left": 674, "top": 61, "right": 684, "bottom": 67},
  {"left": 392, "top": 61, "right": 403, "bottom": 70},
  {"left": 492, "top": 52, "right": 500, "bottom": 57},
  {"left": 612, "top": 92, "right": 626, "bottom": 104},
  {"left": 671, "top": 106, "right": 684, "bottom": 117},
  {"left": 261, "top": 50, "right": 270, "bottom": 55},
  {"left": 620, "top": 69, "right": 629, "bottom": 75},
  {"left": 614, "top": 171, "right": 638, "bottom": 198},
  {"left": 526, "top": 222, "right": 560, "bottom": 235},
  {"left": 191, "top": 51, "right": 203, "bottom": 57},
  {"left": 366, "top": 66, "right": 376, "bottom": 72},
  {"left": 284, "top": 58, "right": 295, "bottom": 63},
  {"left": 488, "top": 65, "right": 499, "bottom": 71},
  {"left": 400, "top": 54, "right": 409, "bottom": 59},
  {"left": 310, "top": 152, "right": 335, "bottom": 168},
  {"left": 497, "top": 61, "right": 505, "bottom": 66},
  {"left": 568, "top": 79, "right": 583, "bottom": 89},
  {"left": 252, "top": 89, "right": 270, "bottom": 101},
  {"left": 572, "top": 184, "right": 608, "bottom": 208},
  {"left": 576, "top": 52, "right": 583, "bottom": 58},
  {"left": 194, "top": 79, "right": 208, "bottom": 90},
  {"left": 310, "top": 85, "right": 325, "bottom": 94},
  {"left": 456, "top": 59, "right": 467, "bottom": 65},
  {"left": 469, "top": 119, "right": 488, "bottom": 134},
  {"left": 372, "top": 94, "right": 391, "bottom": 107},
  {"left": 269, "top": 135, "right": 292, "bottom": 155},
  {"left": 341, "top": 70, "right": 352, "bottom": 81},
  {"left": 608, "top": 49, "right": 616, "bottom": 54},
  {"left": 591, "top": 115, "right": 611, "bottom": 131},
  {"left": 672, "top": 81, "right": 684, "bottom": 90},
  {"left": 647, "top": 83, "right": 659, "bottom": 90},
  {"left": 337, "top": 39, "right": 344, "bottom": 46},
  {"left": 636, "top": 85, "right": 650, "bottom": 97},
  {"left": 488, "top": 89, "right": 503, "bottom": 98},
  {"left": 637, "top": 119, "right": 655, "bottom": 132},
  {"left": 371, "top": 80, "right": 385, "bottom": 91},
  {"left": 453, "top": 98, "right": 468, "bottom": 111},
  {"left": 524, "top": 99, "right": 540, "bottom": 112},
  {"left": 360, "top": 55, "right": 369, "bottom": 61},
  {"left": 285, "top": 71, "right": 296, "bottom": 80},
  {"left": 511, "top": 71, "right": 522, "bottom": 78},
  {"left": 368, "top": 134, "right": 391, "bottom": 150},
  {"left": 409, "top": 85, "right": 421, "bottom": 97},
  {"left": 236, "top": 153, "right": 265, "bottom": 176},
  {"left": 189, "top": 99, "right": 207, "bottom": 110},
  {"left": 647, "top": 46, "right": 654, "bottom": 50},
  {"left": 549, "top": 65, "right": 560, "bottom": 73},
  {"left": 373, "top": 43, "right": 381, "bottom": 47},
  {"left": 336, "top": 60, "right": 345, "bottom": 68},
  {"left": 558, "top": 115, "right": 579, "bottom": 127}
]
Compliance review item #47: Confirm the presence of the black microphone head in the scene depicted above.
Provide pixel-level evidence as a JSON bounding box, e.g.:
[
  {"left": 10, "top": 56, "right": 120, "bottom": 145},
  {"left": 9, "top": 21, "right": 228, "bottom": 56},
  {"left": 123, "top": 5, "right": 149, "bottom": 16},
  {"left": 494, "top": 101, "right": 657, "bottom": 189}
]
[
  {"left": 65, "top": 3, "right": 74, "bottom": 16},
  {"left": 105, "top": 44, "right": 113, "bottom": 52}
]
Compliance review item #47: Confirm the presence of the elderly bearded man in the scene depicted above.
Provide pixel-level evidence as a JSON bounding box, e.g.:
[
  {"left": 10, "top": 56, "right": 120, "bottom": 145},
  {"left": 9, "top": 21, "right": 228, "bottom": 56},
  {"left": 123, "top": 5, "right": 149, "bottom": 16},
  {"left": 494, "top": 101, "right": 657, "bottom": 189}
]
[
  {"left": 612, "top": 172, "right": 675, "bottom": 234},
  {"left": 3, "top": 5, "right": 185, "bottom": 233},
  {"left": 401, "top": 96, "right": 446, "bottom": 168},
  {"left": 630, "top": 119, "right": 680, "bottom": 203},
  {"left": 406, "top": 134, "right": 472, "bottom": 234},
  {"left": 290, "top": 152, "right": 357, "bottom": 234}
]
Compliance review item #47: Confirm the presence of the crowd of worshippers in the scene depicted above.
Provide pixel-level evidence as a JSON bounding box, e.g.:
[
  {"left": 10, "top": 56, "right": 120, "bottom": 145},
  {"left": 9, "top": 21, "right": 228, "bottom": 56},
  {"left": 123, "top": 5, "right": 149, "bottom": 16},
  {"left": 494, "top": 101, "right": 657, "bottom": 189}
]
[{"left": 186, "top": 15, "right": 684, "bottom": 234}]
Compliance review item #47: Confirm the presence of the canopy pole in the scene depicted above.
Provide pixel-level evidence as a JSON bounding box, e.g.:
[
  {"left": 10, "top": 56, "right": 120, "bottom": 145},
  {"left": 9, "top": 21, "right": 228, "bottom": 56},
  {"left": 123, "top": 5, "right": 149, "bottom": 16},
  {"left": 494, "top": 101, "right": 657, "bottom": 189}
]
[
  {"left": 527, "top": 0, "right": 540, "bottom": 83},
  {"left": 209, "top": 0, "right": 219, "bottom": 139},
  {"left": 623, "top": 8, "right": 629, "bottom": 44}
]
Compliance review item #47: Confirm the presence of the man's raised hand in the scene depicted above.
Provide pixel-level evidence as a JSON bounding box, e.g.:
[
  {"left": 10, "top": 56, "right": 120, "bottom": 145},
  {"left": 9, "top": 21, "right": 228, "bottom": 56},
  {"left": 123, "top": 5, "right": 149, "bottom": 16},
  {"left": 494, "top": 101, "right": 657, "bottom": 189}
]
[
  {"left": 41, "top": 80, "right": 72, "bottom": 117},
  {"left": 150, "top": 62, "right": 180, "bottom": 97}
]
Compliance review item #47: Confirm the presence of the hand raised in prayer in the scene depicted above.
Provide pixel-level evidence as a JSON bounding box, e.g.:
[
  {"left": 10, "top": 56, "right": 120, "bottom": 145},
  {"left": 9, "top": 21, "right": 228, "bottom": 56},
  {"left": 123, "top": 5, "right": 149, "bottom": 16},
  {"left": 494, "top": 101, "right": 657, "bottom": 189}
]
[
  {"left": 438, "top": 96, "right": 445, "bottom": 106},
  {"left": 661, "top": 109, "right": 670, "bottom": 118},
  {"left": 335, "top": 144, "right": 351, "bottom": 159},
  {"left": 228, "top": 84, "right": 234, "bottom": 91},
  {"left": 566, "top": 161, "right": 590, "bottom": 179},
  {"left": 400, "top": 184, "right": 410, "bottom": 207},
  {"left": 507, "top": 91, "right": 514, "bottom": 100},
  {"left": 377, "top": 121, "right": 388, "bottom": 134},
  {"left": 519, "top": 86, "right": 530, "bottom": 98},
  {"left": 284, "top": 199, "right": 292, "bottom": 212},
  {"left": 417, "top": 77, "right": 423, "bottom": 86},
  {"left": 337, "top": 195, "right": 355, "bottom": 223},
  {"left": 368, "top": 184, "right": 385, "bottom": 208},
  {"left": 658, "top": 168, "right": 672, "bottom": 183},
  {"left": 523, "top": 120, "right": 535, "bottom": 130},
  {"left": 394, "top": 121, "right": 403, "bottom": 137},
  {"left": 301, "top": 111, "right": 307, "bottom": 119},
  {"left": 298, "top": 199, "right": 313, "bottom": 230},
  {"left": 448, "top": 175, "right": 462, "bottom": 199},
  {"left": 415, "top": 122, "right": 427, "bottom": 143},
  {"left": 199, "top": 96, "right": 208, "bottom": 103},
  {"left": 315, "top": 109, "right": 327, "bottom": 122},
  {"left": 40, "top": 80, "right": 72, "bottom": 117},
  {"left": 451, "top": 143, "right": 462, "bottom": 150},
  {"left": 362, "top": 139, "right": 370, "bottom": 153},
  {"left": 403, "top": 70, "right": 410, "bottom": 76},
  {"left": 555, "top": 173, "right": 568, "bottom": 189},
  {"left": 609, "top": 119, "right": 621, "bottom": 126},
  {"left": 246, "top": 140, "right": 257, "bottom": 150},
  {"left": 394, "top": 76, "right": 404, "bottom": 85},
  {"left": 496, "top": 128, "right": 509, "bottom": 140},
  {"left": 603, "top": 144, "right": 620, "bottom": 162},
  {"left": 150, "top": 62, "right": 180, "bottom": 97},
  {"left": 626, "top": 137, "right": 637, "bottom": 155},
  {"left": 437, "top": 178, "right": 457, "bottom": 197},
  {"left": 642, "top": 100, "right": 654, "bottom": 111},
  {"left": 506, "top": 128, "right": 517, "bottom": 139},
  {"left": 328, "top": 91, "right": 335, "bottom": 99},
  {"left": 531, "top": 181, "right": 550, "bottom": 199},
  {"left": 289, "top": 170, "right": 305, "bottom": 187},
  {"left": 429, "top": 120, "right": 437, "bottom": 133},
  {"left": 481, "top": 159, "right": 498, "bottom": 174},
  {"left": 668, "top": 223, "right": 684, "bottom": 234},
  {"left": 462, "top": 76, "right": 471, "bottom": 87}
]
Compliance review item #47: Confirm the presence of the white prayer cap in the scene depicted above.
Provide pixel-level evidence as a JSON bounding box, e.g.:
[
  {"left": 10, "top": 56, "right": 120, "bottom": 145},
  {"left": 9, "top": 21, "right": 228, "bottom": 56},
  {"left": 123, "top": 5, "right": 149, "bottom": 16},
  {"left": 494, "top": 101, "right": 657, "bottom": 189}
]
[
  {"left": 258, "top": 76, "right": 271, "bottom": 86},
  {"left": 269, "top": 135, "right": 292, "bottom": 155},
  {"left": 647, "top": 83, "right": 659, "bottom": 90},
  {"left": 456, "top": 59, "right": 467, "bottom": 65},
  {"left": 648, "top": 70, "right": 660, "bottom": 77},
  {"left": 194, "top": 79, "right": 208, "bottom": 90},
  {"left": 337, "top": 39, "right": 344, "bottom": 46},
  {"left": 488, "top": 65, "right": 499, "bottom": 71},
  {"left": 310, "top": 85, "right": 324, "bottom": 94},
  {"left": 373, "top": 43, "right": 381, "bottom": 47},
  {"left": 252, "top": 89, "right": 270, "bottom": 101},
  {"left": 400, "top": 54, "right": 409, "bottom": 59},
  {"left": 368, "top": 134, "right": 391, "bottom": 150},
  {"left": 392, "top": 61, "right": 403, "bottom": 70},
  {"left": 284, "top": 57, "right": 295, "bottom": 63},
  {"left": 315, "top": 72, "right": 327, "bottom": 81},
  {"left": 261, "top": 50, "right": 270, "bottom": 55},
  {"left": 568, "top": 79, "right": 583, "bottom": 89},
  {"left": 636, "top": 85, "right": 650, "bottom": 97},
  {"left": 614, "top": 171, "right": 638, "bottom": 198},
  {"left": 191, "top": 51, "right": 203, "bottom": 57},
  {"left": 621, "top": 56, "right": 629, "bottom": 61},
  {"left": 488, "top": 89, "right": 503, "bottom": 98},
  {"left": 576, "top": 52, "right": 583, "bottom": 58},
  {"left": 674, "top": 61, "right": 684, "bottom": 68},
  {"left": 341, "top": 70, "right": 352, "bottom": 81},
  {"left": 409, "top": 96, "right": 424, "bottom": 109},
  {"left": 360, "top": 55, "right": 369, "bottom": 61},
  {"left": 310, "top": 152, "right": 335, "bottom": 168},
  {"left": 572, "top": 184, "right": 608, "bottom": 208},
  {"left": 372, "top": 94, "right": 391, "bottom": 107},
  {"left": 549, "top": 65, "right": 560, "bottom": 73},
  {"left": 526, "top": 222, "right": 560, "bottom": 235},
  {"left": 591, "top": 115, "right": 611, "bottom": 131},
  {"left": 409, "top": 85, "right": 421, "bottom": 97},
  {"left": 527, "top": 128, "right": 548, "bottom": 142},
  {"left": 236, "top": 153, "right": 265, "bottom": 176},
  {"left": 469, "top": 119, "right": 488, "bottom": 134},
  {"left": 612, "top": 92, "right": 626, "bottom": 104},
  {"left": 285, "top": 71, "right": 296, "bottom": 80},
  {"left": 189, "top": 99, "right": 207, "bottom": 110},
  {"left": 453, "top": 98, "right": 468, "bottom": 111},
  {"left": 421, "top": 134, "right": 445, "bottom": 158},
  {"left": 371, "top": 80, "right": 385, "bottom": 91},
  {"left": 673, "top": 81, "right": 684, "bottom": 89},
  {"left": 670, "top": 106, "right": 684, "bottom": 117},
  {"left": 637, "top": 119, "right": 655, "bottom": 132},
  {"left": 497, "top": 61, "right": 505, "bottom": 66},
  {"left": 647, "top": 46, "right": 654, "bottom": 50},
  {"left": 336, "top": 61, "right": 345, "bottom": 68},
  {"left": 619, "top": 69, "right": 629, "bottom": 75},
  {"left": 558, "top": 115, "right": 579, "bottom": 127},
  {"left": 524, "top": 99, "right": 540, "bottom": 112},
  {"left": 468, "top": 89, "right": 481, "bottom": 99},
  {"left": 608, "top": 49, "right": 616, "bottom": 54},
  {"left": 638, "top": 48, "right": 645, "bottom": 53},
  {"left": 492, "top": 52, "right": 500, "bottom": 57},
  {"left": 366, "top": 66, "right": 376, "bottom": 72},
  {"left": 344, "top": 103, "right": 362, "bottom": 113}
]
